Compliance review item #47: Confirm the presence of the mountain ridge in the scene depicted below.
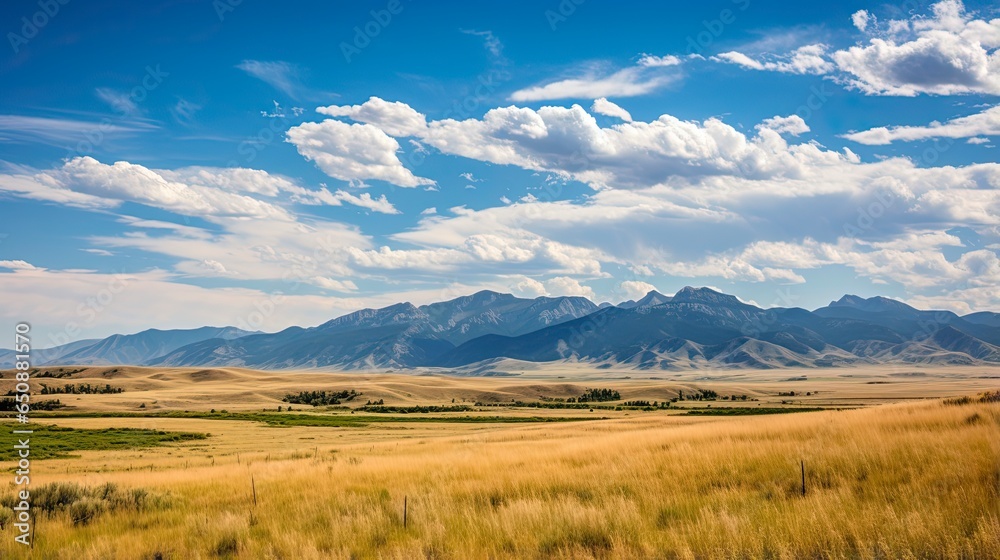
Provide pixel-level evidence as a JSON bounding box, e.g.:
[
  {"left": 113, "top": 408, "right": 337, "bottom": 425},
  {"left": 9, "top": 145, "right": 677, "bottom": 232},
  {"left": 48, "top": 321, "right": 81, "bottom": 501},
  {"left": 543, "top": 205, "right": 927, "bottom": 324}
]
[{"left": 6, "top": 288, "right": 998, "bottom": 372}]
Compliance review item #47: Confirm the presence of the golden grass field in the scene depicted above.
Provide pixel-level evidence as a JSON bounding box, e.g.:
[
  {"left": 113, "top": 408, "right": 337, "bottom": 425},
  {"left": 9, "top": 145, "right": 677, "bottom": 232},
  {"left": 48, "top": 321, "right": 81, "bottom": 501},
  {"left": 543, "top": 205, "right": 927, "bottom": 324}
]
[{"left": 0, "top": 364, "right": 998, "bottom": 559}]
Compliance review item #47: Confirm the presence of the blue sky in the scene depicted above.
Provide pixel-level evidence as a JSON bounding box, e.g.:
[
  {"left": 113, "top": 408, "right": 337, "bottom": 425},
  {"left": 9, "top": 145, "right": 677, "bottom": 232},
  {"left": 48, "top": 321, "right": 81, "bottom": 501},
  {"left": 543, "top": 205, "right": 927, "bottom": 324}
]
[{"left": 2, "top": 0, "right": 999, "bottom": 343}]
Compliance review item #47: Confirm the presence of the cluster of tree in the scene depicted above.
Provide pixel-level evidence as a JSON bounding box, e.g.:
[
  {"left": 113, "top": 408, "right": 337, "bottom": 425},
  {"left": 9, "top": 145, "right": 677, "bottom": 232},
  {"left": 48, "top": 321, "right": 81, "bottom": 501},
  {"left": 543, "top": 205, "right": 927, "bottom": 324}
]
[
  {"left": 365, "top": 399, "right": 385, "bottom": 405},
  {"left": 674, "top": 389, "right": 719, "bottom": 402},
  {"left": 0, "top": 398, "right": 64, "bottom": 411},
  {"left": 622, "top": 400, "right": 670, "bottom": 408},
  {"left": 32, "top": 383, "right": 124, "bottom": 395},
  {"left": 282, "top": 389, "right": 361, "bottom": 406},
  {"left": 35, "top": 369, "right": 85, "bottom": 378},
  {"left": 476, "top": 400, "right": 615, "bottom": 410},
  {"left": 721, "top": 395, "right": 750, "bottom": 401},
  {"left": 358, "top": 405, "right": 473, "bottom": 413},
  {"left": 571, "top": 388, "right": 621, "bottom": 403}
]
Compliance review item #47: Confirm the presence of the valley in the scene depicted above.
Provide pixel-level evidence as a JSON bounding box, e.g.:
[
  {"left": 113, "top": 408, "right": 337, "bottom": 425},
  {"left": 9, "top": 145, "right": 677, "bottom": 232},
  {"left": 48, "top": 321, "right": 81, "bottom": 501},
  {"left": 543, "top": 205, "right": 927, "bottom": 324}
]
[{"left": 0, "top": 364, "right": 997, "bottom": 558}]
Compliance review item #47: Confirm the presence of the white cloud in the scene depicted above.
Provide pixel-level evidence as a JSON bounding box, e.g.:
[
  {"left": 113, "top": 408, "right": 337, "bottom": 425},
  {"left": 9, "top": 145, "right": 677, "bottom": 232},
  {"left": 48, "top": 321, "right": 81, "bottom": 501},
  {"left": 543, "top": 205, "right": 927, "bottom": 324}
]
[
  {"left": 461, "top": 29, "right": 506, "bottom": 62},
  {"left": 967, "top": 137, "right": 990, "bottom": 144},
  {"left": 619, "top": 280, "right": 658, "bottom": 300},
  {"left": 81, "top": 249, "right": 114, "bottom": 257},
  {"left": 713, "top": 2, "right": 1000, "bottom": 97},
  {"left": 237, "top": 60, "right": 308, "bottom": 99},
  {"left": 311, "top": 277, "right": 359, "bottom": 292},
  {"left": 0, "top": 157, "right": 294, "bottom": 220},
  {"left": 714, "top": 44, "right": 834, "bottom": 75},
  {"left": 544, "top": 276, "right": 596, "bottom": 299},
  {"left": 844, "top": 105, "right": 1000, "bottom": 144},
  {"left": 591, "top": 97, "right": 633, "bottom": 122},
  {"left": 421, "top": 207, "right": 437, "bottom": 215},
  {"left": 0, "top": 260, "right": 37, "bottom": 270},
  {"left": 329, "top": 190, "right": 400, "bottom": 214},
  {"left": 286, "top": 119, "right": 434, "bottom": 188},
  {"left": 509, "top": 60, "right": 679, "bottom": 101},
  {"left": 637, "top": 54, "right": 682, "bottom": 67},
  {"left": 757, "top": 114, "right": 810, "bottom": 136},
  {"left": 317, "top": 97, "right": 428, "bottom": 137},
  {"left": 0, "top": 115, "right": 155, "bottom": 147},
  {"left": 831, "top": 0, "right": 1000, "bottom": 96},
  {"left": 511, "top": 277, "right": 547, "bottom": 298},
  {"left": 852, "top": 10, "right": 870, "bottom": 32},
  {"left": 95, "top": 88, "right": 139, "bottom": 116},
  {"left": 380, "top": 100, "right": 855, "bottom": 189},
  {"left": 0, "top": 267, "right": 370, "bottom": 340}
]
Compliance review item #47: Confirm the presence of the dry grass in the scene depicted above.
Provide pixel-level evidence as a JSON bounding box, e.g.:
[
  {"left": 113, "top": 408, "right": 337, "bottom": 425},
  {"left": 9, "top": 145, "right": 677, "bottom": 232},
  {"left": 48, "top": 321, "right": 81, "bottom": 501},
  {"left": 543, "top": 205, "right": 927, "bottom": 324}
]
[{"left": 0, "top": 392, "right": 997, "bottom": 559}]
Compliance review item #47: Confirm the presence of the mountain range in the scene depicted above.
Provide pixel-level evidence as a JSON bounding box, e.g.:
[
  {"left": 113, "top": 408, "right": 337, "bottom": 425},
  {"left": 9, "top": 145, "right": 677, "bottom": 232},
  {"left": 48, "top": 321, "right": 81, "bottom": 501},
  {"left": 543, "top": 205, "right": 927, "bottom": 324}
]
[{"left": 4, "top": 288, "right": 1000, "bottom": 371}]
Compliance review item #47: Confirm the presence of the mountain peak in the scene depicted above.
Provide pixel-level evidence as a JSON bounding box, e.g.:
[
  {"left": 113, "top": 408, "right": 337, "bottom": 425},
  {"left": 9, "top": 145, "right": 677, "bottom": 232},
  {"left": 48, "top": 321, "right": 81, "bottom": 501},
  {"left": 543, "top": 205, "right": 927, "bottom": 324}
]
[
  {"left": 617, "top": 289, "right": 671, "bottom": 309},
  {"left": 671, "top": 286, "right": 747, "bottom": 307},
  {"left": 830, "top": 294, "right": 915, "bottom": 313},
  {"left": 319, "top": 302, "right": 424, "bottom": 331}
]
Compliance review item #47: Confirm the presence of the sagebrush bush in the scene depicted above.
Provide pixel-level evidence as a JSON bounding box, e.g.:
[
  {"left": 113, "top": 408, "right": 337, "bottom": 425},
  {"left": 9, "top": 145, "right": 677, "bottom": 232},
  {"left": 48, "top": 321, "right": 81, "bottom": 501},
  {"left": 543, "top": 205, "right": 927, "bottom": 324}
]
[{"left": 0, "top": 482, "right": 162, "bottom": 527}]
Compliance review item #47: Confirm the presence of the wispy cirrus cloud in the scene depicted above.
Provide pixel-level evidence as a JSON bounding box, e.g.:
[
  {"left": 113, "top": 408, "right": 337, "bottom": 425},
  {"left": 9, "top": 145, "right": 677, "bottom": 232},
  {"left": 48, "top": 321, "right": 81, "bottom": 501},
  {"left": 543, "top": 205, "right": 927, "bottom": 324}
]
[
  {"left": 509, "top": 56, "right": 683, "bottom": 102},
  {"left": 236, "top": 60, "right": 336, "bottom": 101},
  {"left": 0, "top": 115, "right": 156, "bottom": 147}
]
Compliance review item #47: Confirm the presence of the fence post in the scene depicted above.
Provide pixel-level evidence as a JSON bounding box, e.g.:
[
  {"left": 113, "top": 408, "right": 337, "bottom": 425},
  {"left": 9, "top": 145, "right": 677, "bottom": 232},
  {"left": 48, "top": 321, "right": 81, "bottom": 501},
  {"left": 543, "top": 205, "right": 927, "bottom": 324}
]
[{"left": 801, "top": 460, "right": 806, "bottom": 496}]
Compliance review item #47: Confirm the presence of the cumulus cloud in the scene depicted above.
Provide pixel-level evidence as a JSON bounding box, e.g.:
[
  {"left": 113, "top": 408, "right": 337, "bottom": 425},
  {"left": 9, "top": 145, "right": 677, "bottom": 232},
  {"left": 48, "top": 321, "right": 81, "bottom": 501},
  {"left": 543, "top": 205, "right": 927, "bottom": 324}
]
[
  {"left": 832, "top": 0, "right": 1000, "bottom": 96},
  {"left": 756, "top": 115, "right": 810, "bottom": 136},
  {"left": 285, "top": 120, "right": 434, "bottom": 188},
  {"left": 312, "top": 97, "right": 868, "bottom": 193},
  {"left": 619, "top": 280, "right": 658, "bottom": 300},
  {"left": 714, "top": 2, "right": 1000, "bottom": 97},
  {"left": 317, "top": 97, "right": 428, "bottom": 137},
  {"left": 544, "top": 276, "right": 596, "bottom": 299},
  {"left": 591, "top": 97, "right": 633, "bottom": 122},
  {"left": 843, "top": 104, "right": 1000, "bottom": 144},
  {"left": 852, "top": 10, "right": 870, "bottom": 32},
  {"left": 511, "top": 277, "right": 547, "bottom": 298}
]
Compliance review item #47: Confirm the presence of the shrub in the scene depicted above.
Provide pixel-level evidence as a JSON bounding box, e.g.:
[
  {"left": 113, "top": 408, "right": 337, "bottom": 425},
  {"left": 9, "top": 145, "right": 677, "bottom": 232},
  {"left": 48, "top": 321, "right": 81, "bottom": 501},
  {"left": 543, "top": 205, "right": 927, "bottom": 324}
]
[
  {"left": 1, "top": 482, "right": 161, "bottom": 526},
  {"left": 69, "top": 498, "right": 104, "bottom": 525},
  {"left": 214, "top": 535, "right": 239, "bottom": 556}
]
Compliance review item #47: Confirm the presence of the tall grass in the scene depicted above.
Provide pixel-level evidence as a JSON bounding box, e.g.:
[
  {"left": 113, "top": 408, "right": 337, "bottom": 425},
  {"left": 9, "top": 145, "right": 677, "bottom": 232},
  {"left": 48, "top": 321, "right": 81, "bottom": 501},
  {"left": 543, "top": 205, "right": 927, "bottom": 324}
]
[{"left": 1, "top": 398, "right": 997, "bottom": 559}]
